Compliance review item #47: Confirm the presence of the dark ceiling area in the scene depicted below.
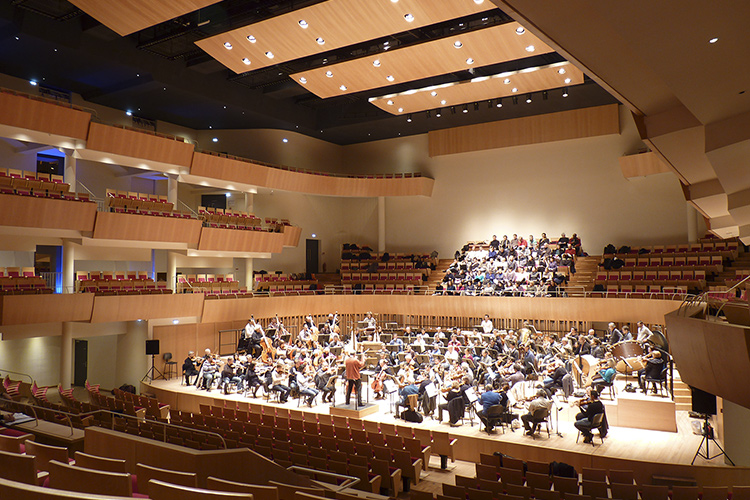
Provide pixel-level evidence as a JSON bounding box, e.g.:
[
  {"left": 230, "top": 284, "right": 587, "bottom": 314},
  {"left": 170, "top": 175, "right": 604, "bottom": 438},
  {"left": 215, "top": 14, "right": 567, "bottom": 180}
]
[{"left": 0, "top": 0, "right": 618, "bottom": 145}]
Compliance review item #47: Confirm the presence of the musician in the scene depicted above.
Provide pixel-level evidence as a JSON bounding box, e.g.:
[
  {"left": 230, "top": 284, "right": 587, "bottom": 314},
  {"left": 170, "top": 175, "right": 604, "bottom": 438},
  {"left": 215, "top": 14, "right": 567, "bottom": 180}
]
[
  {"left": 481, "top": 314, "right": 494, "bottom": 334},
  {"left": 574, "top": 389, "right": 607, "bottom": 443},
  {"left": 249, "top": 325, "right": 265, "bottom": 358},
  {"left": 521, "top": 389, "right": 552, "bottom": 436},
  {"left": 621, "top": 325, "right": 633, "bottom": 341},
  {"left": 543, "top": 359, "right": 568, "bottom": 394},
  {"left": 575, "top": 334, "right": 591, "bottom": 356},
  {"left": 589, "top": 352, "right": 616, "bottom": 394},
  {"left": 271, "top": 362, "right": 290, "bottom": 403},
  {"left": 220, "top": 358, "right": 243, "bottom": 394},
  {"left": 591, "top": 337, "right": 606, "bottom": 359},
  {"left": 363, "top": 311, "right": 377, "bottom": 332},
  {"left": 413, "top": 333, "right": 426, "bottom": 352},
  {"left": 201, "top": 357, "right": 219, "bottom": 391},
  {"left": 296, "top": 364, "right": 319, "bottom": 406},
  {"left": 418, "top": 375, "right": 438, "bottom": 418},
  {"left": 389, "top": 332, "right": 404, "bottom": 351},
  {"left": 638, "top": 349, "right": 664, "bottom": 394},
  {"left": 437, "top": 377, "right": 470, "bottom": 427},
  {"left": 242, "top": 362, "right": 263, "bottom": 398},
  {"left": 434, "top": 327, "right": 447, "bottom": 341},
  {"left": 298, "top": 323, "right": 313, "bottom": 346},
  {"left": 607, "top": 323, "right": 623, "bottom": 345},
  {"left": 636, "top": 321, "right": 653, "bottom": 343},
  {"left": 372, "top": 359, "right": 394, "bottom": 400},
  {"left": 344, "top": 349, "right": 365, "bottom": 407},
  {"left": 448, "top": 333, "right": 462, "bottom": 348},
  {"left": 477, "top": 383, "right": 510, "bottom": 433},
  {"left": 395, "top": 378, "right": 420, "bottom": 419},
  {"left": 182, "top": 351, "right": 199, "bottom": 386}
]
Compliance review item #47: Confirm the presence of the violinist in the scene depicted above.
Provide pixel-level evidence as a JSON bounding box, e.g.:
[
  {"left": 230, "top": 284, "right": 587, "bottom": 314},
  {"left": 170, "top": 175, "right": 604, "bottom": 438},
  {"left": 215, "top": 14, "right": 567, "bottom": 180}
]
[
  {"left": 315, "top": 362, "right": 336, "bottom": 402},
  {"left": 249, "top": 324, "right": 265, "bottom": 358},
  {"left": 270, "top": 362, "right": 290, "bottom": 403},
  {"left": 395, "top": 374, "right": 420, "bottom": 418},
  {"left": 220, "top": 358, "right": 243, "bottom": 395},
  {"left": 574, "top": 389, "right": 607, "bottom": 443},
  {"left": 182, "top": 351, "right": 200, "bottom": 386},
  {"left": 201, "top": 356, "right": 219, "bottom": 391},
  {"left": 296, "top": 363, "right": 319, "bottom": 407},
  {"left": 242, "top": 361, "right": 262, "bottom": 398},
  {"left": 372, "top": 359, "right": 394, "bottom": 400},
  {"left": 637, "top": 348, "right": 664, "bottom": 394}
]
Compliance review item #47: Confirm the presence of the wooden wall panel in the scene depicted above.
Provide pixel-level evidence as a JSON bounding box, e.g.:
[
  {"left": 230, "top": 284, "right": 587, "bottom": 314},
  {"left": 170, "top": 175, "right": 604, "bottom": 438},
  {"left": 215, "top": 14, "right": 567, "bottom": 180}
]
[
  {"left": 665, "top": 311, "right": 750, "bottom": 409},
  {"left": 89, "top": 293, "right": 204, "bottom": 323},
  {"left": 190, "top": 152, "right": 434, "bottom": 197},
  {"left": 197, "top": 227, "right": 285, "bottom": 253},
  {"left": 0, "top": 195, "right": 97, "bottom": 231},
  {"left": 93, "top": 212, "right": 203, "bottom": 245},
  {"left": 619, "top": 151, "right": 672, "bottom": 178},
  {"left": 428, "top": 103, "right": 620, "bottom": 157},
  {"left": 86, "top": 122, "right": 194, "bottom": 167},
  {"left": 281, "top": 225, "right": 302, "bottom": 247},
  {"left": 0, "top": 91, "right": 91, "bottom": 140},
  {"left": 1, "top": 293, "right": 94, "bottom": 325}
]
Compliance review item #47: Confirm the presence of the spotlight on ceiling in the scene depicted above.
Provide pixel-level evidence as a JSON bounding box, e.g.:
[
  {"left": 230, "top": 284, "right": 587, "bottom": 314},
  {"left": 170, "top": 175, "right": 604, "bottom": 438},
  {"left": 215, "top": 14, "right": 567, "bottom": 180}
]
[
  {"left": 126, "top": 110, "right": 132, "bottom": 116},
  {"left": 462, "top": 104, "right": 468, "bottom": 114},
  {"left": 404, "top": 13, "right": 414, "bottom": 22},
  {"left": 451, "top": 106, "right": 456, "bottom": 115},
  {"left": 426, "top": 110, "right": 431, "bottom": 119},
  {"left": 496, "top": 97, "right": 503, "bottom": 108},
  {"left": 473, "top": 102, "right": 479, "bottom": 111},
  {"left": 298, "top": 20, "right": 308, "bottom": 29},
  {"left": 512, "top": 96, "right": 519, "bottom": 105},
  {"left": 542, "top": 91, "right": 548, "bottom": 101},
  {"left": 526, "top": 93, "right": 532, "bottom": 104},
  {"left": 515, "top": 27, "right": 525, "bottom": 35},
  {"left": 242, "top": 58, "right": 251, "bottom": 65},
  {"left": 562, "top": 87, "right": 569, "bottom": 98},
  {"left": 212, "top": 137, "right": 218, "bottom": 142},
  {"left": 487, "top": 100, "right": 492, "bottom": 109},
  {"left": 436, "top": 108, "right": 442, "bottom": 117},
  {"left": 406, "top": 114, "right": 412, "bottom": 123},
  {"left": 316, "top": 37, "right": 325, "bottom": 45}
]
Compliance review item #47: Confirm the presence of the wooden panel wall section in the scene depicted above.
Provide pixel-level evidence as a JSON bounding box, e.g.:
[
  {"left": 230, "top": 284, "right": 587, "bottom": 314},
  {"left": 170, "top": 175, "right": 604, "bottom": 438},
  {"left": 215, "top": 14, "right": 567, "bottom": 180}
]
[
  {"left": 1, "top": 293, "right": 94, "bottom": 326},
  {"left": 0, "top": 91, "right": 91, "bottom": 140},
  {"left": 281, "top": 225, "right": 302, "bottom": 247},
  {"left": 0, "top": 195, "right": 97, "bottom": 231},
  {"left": 197, "top": 227, "right": 285, "bottom": 253},
  {"left": 84, "top": 427, "right": 309, "bottom": 489},
  {"left": 428, "top": 103, "right": 621, "bottom": 157},
  {"left": 86, "top": 122, "right": 194, "bottom": 167},
  {"left": 665, "top": 310, "right": 750, "bottom": 409},
  {"left": 93, "top": 212, "right": 203, "bottom": 245},
  {"left": 89, "top": 293, "right": 204, "bottom": 323},
  {"left": 619, "top": 151, "right": 672, "bottom": 178},
  {"left": 190, "top": 152, "right": 435, "bottom": 197}
]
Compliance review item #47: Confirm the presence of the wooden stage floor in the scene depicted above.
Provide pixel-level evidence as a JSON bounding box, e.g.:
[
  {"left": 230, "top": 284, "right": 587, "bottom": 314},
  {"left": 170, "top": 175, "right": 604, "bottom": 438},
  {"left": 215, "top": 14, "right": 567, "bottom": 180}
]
[{"left": 144, "top": 376, "right": 732, "bottom": 473}]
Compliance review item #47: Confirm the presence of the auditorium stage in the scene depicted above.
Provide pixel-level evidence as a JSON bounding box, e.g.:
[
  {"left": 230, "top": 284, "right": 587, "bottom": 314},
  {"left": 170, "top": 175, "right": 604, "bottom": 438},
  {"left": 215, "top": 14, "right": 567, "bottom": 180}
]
[{"left": 142, "top": 378, "right": 748, "bottom": 487}]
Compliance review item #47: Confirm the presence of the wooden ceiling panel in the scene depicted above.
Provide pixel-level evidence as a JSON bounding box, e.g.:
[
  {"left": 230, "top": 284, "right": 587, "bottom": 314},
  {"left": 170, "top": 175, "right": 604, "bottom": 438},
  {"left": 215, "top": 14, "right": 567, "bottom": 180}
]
[
  {"left": 369, "top": 61, "right": 583, "bottom": 115},
  {"left": 292, "top": 22, "right": 553, "bottom": 98},
  {"left": 195, "top": 0, "right": 496, "bottom": 74},
  {"left": 68, "top": 0, "right": 221, "bottom": 37}
]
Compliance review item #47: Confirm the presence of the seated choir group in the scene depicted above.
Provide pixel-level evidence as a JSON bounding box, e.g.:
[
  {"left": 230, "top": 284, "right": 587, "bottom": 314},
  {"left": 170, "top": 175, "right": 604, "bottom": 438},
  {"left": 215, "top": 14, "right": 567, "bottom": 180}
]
[
  {"left": 435, "top": 232, "right": 581, "bottom": 297},
  {"left": 181, "top": 313, "right": 666, "bottom": 443}
]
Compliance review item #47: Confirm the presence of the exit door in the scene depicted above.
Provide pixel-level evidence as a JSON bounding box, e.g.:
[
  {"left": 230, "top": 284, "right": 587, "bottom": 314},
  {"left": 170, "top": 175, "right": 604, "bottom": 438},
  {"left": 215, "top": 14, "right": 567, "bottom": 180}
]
[
  {"left": 306, "top": 239, "right": 319, "bottom": 275},
  {"left": 73, "top": 339, "right": 88, "bottom": 387}
]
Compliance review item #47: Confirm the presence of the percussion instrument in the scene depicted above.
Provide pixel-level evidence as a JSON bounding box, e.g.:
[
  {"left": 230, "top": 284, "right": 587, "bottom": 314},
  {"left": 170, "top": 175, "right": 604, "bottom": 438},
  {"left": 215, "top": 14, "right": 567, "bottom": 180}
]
[
  {"left": 610, "top": 340, "right": 645, "bottom": 373},
  {"left": 569, "top": 354, "right": 598, "bottom": 378}
]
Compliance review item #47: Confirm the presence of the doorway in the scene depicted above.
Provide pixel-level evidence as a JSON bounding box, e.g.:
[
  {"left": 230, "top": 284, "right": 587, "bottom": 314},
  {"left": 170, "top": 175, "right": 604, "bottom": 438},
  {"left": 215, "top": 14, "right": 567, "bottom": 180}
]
[
  {"left": 73, "top": 339, "right": 88, "bottom": 387},
  {"left": 306, "top": 239, "right": 319, "bottom": 275}
]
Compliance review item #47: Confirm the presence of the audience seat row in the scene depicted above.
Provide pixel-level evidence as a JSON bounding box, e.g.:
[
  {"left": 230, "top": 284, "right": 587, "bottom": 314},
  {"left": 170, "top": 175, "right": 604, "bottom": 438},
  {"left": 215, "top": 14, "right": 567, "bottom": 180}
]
[
  {"left": 595, "top": 270, "right": 706, "bottom": 286},
  {"left": 591, "top": 285, "right": 688, "bottom": 299}
]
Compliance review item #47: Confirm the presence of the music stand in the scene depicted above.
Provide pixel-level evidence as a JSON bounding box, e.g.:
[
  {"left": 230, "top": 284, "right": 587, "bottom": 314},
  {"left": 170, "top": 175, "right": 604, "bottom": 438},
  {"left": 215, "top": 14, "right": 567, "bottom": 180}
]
[
  {"left": 142, "top": 354, "right": 163, "bottom": 382},
  {"left": 692, "top": 415, "right": 734, "bottom": 465},
  {"left": 551, "top": 395, "right": 564, "bottom": 437},
  {"left": 383, "top": 378, "right": 398, "bottom": 414}
]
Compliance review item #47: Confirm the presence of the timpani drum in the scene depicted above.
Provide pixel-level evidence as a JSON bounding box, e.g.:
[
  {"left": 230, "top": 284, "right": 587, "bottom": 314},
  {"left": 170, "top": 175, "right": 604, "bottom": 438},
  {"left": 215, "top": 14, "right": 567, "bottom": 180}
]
[
  {"left": 611, "top": 340, "right": 645, "bottom": 373},
  {"left": 570, "top": 354, "right": 598, "bottom": 378}
]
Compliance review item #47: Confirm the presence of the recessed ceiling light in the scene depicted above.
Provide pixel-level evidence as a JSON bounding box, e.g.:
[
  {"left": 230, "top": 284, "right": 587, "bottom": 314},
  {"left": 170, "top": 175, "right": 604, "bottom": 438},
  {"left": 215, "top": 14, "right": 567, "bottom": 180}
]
[
  {"left": 340, "top": 85, "right": 347, "bottom": 91},
  {"left": 454, "top": 41, "right": 463, "bottom": 49},
  {"left": 515, "top": 27, "right": 525, "bottom": 35},
  {"left": 504, "top": 78, "right": 511, "bottom": 84},
  {"left": 557, "top": 68, "right": 566, "bottom": 75},
  {"left": 265, "top": 51, "right": 274, "bottom": 59},
  {"left": 431, "top": 91, "right": 438, "bottom": 97},
  {"left": 511, "top": 87, "right": 518, "bottom": 93},
  {"left": 525, "top": 45, "right": 535, "bottom": 52},
  {"left": 29, "top": 80, "right": 37, "bottom": 86},
  {"left": 212, "top": 137, "right": 218, "bottom": 142},
  {"left": 562, "top": 87, "right": 569, "bottom": 98},
  {"left": 441, "top": 99, "right": 447, "bottom": 105},
  {"left": 316, "top": 37, "right": 325, "bottom": 45},
  {"left": 466, "top": 58, "right": 474, "bottom": 65},
  {"left": 406, "top": 114, "right": 412, "bottom": 122},
  {"left": 564, "top": 77, "right": 571, "bottom": 84},
  {"left": 126, "top": 110, "right": 132, "bottom": 116},
  {"left": 326, "top": 71, "right": 333, "bottom": 78},
  {"left": 436, "top": 109, "right": 442, "bottom": 117},
  {"left": 223, "top": 42, "right": 233, "bottom": 49},
  {"left": 404, "top": 13, "right": 414, "bottom": 22},
  {"left": 474, "top": 0, "right": 484, "bottom": 4},
  {"left": 526, "top": 94, "right": 532, "bottom": 103},
  {"left": 462, "top": 105, "right": 468, "bottom": 113},
  {"left": 709, "top": 37, "right": 719, "bottom": 44},
  {"left": 299, "top": 20, "right": 308, "bottom": 29},
  {"left": 387, "top": 100, "right": 394, "bottom": 105},
  {"left": 247, "top": 35, "right": 256, "bottom": 43},
  {"left": 386, "top": 75, "right": 395, "bottom": 82},
  {"left": 373, "top": 59, "right": 381, "bottom": 67},
  {"left": 391, "top": 0, "right": 398, "bottom": 2},
  {"left": 242, "top": 58, "right": 251, "bottom": 65},
  {"left": 282, "top": 138, "right": 288, "bottom": 143},
  {"left": 397, "top": 107, "right": 404, "bottom": 113},
  {"left": 496, "top": 98, "right": 503, "bottom": 108},
  {"left": 299, "top": 77, "right": 307, "bottom": 84},
  {"left": 172, "top": 319, "right": 179, "bottom": 325}
]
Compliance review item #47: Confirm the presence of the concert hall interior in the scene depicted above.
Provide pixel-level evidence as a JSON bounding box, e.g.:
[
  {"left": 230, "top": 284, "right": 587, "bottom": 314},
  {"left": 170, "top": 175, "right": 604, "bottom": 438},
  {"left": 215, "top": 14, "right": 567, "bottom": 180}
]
[{"left": 1, "top": 1, "right": 750, "bottom": 499}]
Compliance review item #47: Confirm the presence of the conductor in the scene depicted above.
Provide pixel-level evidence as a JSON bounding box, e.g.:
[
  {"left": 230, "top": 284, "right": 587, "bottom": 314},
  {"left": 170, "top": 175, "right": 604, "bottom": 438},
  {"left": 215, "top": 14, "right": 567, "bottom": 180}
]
[{"left": 345, "top": 349, "right": 366, "bottom": 407}]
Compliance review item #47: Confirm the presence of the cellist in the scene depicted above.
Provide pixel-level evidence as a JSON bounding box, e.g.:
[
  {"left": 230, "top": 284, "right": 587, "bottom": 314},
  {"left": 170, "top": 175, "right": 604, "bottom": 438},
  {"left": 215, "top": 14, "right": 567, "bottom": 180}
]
[{"left": 371, "top": 358, "right": 394, "bottom": 400}]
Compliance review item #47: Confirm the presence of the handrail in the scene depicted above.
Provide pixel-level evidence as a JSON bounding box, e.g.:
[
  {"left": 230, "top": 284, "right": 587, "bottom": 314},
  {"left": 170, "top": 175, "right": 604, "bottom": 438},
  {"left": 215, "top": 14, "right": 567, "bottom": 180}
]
[
  {"left": 713, "top": 274, "right": 750, "bottom": 319},
  {"left": 178, "top": 199, "right": 199, "bottom": 218},
  {"left": 76, "top": 180, "right": 98, "bottom": 199},
  {"left": 286, "top": 466, "right": 359, "bottom": 491},
  {"left": 0, "top": 369, "right": 34, "bottom": 384}
]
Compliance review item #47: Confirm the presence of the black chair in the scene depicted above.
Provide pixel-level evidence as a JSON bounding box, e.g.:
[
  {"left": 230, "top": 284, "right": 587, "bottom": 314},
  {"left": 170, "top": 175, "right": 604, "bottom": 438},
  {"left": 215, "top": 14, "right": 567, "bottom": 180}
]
[
  {"left": 529, "top": 406, "right": 551, "bottom": 438},
  {"left": 644, "top": 365, "right": 668, "bottom": 396},
  {"left": 595, "top": 373, "right": 617, "bottom": 400},
  {"left": 483, "top": 404, "right": 509, "bottom": 434},
  {"left": 575, "top": 412, "right": 605, "bottom": 445},
  {"left": 163, "top": 352, "right": 177, "bottom": 380}
]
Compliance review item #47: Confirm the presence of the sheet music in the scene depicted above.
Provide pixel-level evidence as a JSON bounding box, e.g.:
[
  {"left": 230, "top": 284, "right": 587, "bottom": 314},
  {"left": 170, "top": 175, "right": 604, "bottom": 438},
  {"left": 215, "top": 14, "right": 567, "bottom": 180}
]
[
  {"left": 424, "top": 381, "right": 438, "bottom": 398},
  {"left": 383, "top": 379, "right": 398, "bottom": 394}
]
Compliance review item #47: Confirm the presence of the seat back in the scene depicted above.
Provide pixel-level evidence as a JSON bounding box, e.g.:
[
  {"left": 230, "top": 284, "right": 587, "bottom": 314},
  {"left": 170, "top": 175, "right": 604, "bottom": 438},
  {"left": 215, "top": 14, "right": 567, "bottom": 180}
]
[
  {"left": 48, "top": 460, "right": 132, "bottom": 497},
  {"left": 136, "top": 463, "right": 197, "bottom": 496},
  {"left": 73, "top": 451, "right": 128, "bottom": 473},
  {"left": 148, "top": 479, "right": 253, "bottom": 500},
  {"left": 24, "top": 441, "right": 69, "bottom": 473},
  {"left": 0, "top": 450, "right": 37, "bottom": 485},
  {"left": 206, "top": 477, "right": 280, "bottom": 500}
]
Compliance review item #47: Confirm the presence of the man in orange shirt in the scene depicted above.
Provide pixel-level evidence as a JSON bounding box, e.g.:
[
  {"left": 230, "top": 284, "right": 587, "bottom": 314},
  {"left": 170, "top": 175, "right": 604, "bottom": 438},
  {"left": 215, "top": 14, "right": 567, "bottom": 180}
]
[{"left": 345, "top": 349, "right": 366, "bottom": 407}]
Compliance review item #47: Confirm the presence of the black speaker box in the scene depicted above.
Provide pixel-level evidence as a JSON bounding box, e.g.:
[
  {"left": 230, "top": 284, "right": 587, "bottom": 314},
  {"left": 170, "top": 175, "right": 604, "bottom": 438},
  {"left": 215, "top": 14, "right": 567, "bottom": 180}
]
[
  {"left": 145, "top": 339, "right": 160, "bottom": 356},
  {"left": 690, "top": 386, "right": 717, "bottom": 416}
]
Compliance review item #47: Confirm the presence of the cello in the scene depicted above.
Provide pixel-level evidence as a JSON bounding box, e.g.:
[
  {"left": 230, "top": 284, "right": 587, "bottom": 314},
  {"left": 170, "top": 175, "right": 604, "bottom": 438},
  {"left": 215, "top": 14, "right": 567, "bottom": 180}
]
[{"left": 260, "top": 335, "right": 276, "bottom": 363}]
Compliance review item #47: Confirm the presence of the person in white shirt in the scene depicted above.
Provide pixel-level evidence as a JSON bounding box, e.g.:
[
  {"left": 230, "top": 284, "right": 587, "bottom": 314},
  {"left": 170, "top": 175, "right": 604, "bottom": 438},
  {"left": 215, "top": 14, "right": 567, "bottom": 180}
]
[
  {"left": 481, "top": 314, "right": 494, "bottom": 334},
  {"left": 636, "top": 321, "right": 653, "bottom": 343}
]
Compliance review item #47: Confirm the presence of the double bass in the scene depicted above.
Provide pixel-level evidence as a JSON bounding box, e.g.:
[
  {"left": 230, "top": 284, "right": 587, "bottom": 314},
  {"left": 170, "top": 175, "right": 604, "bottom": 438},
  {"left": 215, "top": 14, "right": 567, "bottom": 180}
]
[{"left": 260, "top": 335, "right": 276, "bottom": 363}]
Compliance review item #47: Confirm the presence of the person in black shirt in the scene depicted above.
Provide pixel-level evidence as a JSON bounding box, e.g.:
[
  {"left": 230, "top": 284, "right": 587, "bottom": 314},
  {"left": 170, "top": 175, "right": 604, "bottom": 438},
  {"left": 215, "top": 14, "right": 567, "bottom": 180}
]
[
  {"left": 638, "top": 349, "right": 665, "bottom": 393},
  {"left": 574, "top": 390, "right": 606, "bottom": 443}
]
